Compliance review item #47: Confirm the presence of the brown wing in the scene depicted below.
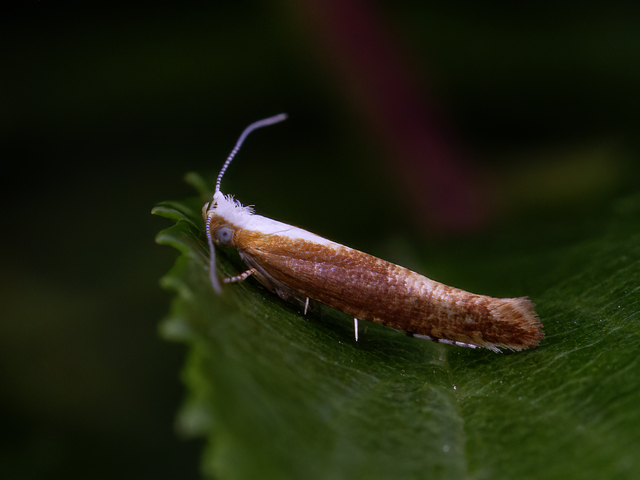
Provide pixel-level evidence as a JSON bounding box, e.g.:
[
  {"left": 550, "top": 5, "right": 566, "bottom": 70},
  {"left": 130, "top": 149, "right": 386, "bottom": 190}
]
[{"left": 237, "top": 231, "right": 543, "bottom": 351}]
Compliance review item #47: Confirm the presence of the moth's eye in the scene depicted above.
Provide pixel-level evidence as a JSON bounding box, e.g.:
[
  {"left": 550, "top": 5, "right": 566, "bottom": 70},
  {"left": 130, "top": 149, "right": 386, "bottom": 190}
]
[{"left": 216, "top": 226, "right": 234, "bottom": 245}]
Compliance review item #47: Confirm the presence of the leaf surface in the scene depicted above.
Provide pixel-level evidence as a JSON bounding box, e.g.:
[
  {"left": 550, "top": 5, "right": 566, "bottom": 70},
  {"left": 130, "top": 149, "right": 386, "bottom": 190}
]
[{"left": 154, "top": 189, "right": 640, "bottom": 480}]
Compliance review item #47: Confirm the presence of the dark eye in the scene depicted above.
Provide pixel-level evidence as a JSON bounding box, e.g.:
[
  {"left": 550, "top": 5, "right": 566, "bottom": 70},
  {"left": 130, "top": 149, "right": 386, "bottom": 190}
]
[{"left": 216, "top": 226, "right": 234, "bottom": 245}]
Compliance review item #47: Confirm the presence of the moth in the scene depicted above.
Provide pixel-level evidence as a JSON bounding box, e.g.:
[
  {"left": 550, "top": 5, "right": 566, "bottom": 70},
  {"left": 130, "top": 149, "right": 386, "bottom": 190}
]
[{"left": 202, "top": 114, "right": 544, "bottom": 352}]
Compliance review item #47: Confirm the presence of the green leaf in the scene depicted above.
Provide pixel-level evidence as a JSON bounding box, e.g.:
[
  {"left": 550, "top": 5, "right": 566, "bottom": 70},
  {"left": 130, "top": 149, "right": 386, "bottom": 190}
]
[{"left": 154, "top": 186, "right": 640, "bottom": 480}]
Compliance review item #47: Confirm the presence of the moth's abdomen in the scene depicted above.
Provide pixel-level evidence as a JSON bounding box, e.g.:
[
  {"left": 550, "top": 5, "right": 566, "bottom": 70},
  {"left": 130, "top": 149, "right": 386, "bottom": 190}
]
[
  {"left": 320, "top": 257, "right": 542, "bottom": 351},
  {"left": 240, "top": 233, "right": 544, "bottom": 351},
  {"left": 359, "top": 267, "right": 541, "bottom": 351}
]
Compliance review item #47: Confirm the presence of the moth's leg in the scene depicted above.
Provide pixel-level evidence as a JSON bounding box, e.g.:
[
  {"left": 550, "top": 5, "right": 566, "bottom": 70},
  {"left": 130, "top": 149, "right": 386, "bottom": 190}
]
[
  {"left": 412, "top": 333, "right": 478, "bottom": 349},
  {"left": 354, "top": 318, "right": 359, "bottom": 342},
  {"left": 221, "top": 268, "right": 257, "bottom": 284},
  {"left": 304, "top": 297, "right": 310, "bottom": 315},
  {"left": 434, "top": 338, "right": 478, "bottom": 349}
]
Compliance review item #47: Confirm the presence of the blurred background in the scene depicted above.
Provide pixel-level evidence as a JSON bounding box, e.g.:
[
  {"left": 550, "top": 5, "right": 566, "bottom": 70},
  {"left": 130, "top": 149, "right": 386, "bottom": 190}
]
[{"left": 2, "top": 1, "right": 639, "bottom": 479}]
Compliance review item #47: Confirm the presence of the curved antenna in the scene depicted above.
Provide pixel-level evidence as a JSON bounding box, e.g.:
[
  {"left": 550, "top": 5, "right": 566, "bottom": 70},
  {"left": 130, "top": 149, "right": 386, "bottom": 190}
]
[
  {"left": 206, "top": 219, "right": 222, "bottom": 294},
  {"left": 215, "top": 113, "right": 288, "bottom": 194},
  {"left": 207, "top": 113, "right": 287, "bottom": 294}
]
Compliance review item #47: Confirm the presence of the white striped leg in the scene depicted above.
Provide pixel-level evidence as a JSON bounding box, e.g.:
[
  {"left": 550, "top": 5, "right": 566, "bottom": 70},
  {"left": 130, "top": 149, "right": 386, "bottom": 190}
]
[
  {"left": 221, "top": 268, "right": 257, "bottom": 284},
  {"left": 412, "top": 333, "right": 478, "bottom": 349}
]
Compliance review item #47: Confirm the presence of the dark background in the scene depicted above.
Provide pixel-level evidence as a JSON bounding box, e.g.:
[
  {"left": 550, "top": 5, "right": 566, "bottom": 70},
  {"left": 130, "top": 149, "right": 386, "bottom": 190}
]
[{"left": 2, "top": 1, "right": 639, "bottom": 479}]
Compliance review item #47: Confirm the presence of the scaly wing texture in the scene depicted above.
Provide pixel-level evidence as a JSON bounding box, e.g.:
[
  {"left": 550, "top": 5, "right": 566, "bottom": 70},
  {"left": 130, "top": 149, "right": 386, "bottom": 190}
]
[{"left": 238, "top": 231, "right": 542, "bottom": 350}]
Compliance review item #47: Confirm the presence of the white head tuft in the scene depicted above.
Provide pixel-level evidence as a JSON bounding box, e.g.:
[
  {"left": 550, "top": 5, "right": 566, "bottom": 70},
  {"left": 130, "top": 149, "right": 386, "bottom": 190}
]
[{"left": 210, "top": 191, "right": 254, "bottom": 227}]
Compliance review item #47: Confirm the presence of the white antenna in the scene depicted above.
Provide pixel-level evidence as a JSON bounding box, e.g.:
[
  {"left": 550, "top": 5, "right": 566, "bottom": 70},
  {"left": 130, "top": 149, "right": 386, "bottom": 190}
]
[
  {"left": 206, "top": 221, "right": 222, "bottom": 294},
  {"left": 215, "top": 113, "right": 288, "bottom": 194},
  {"left": 207, "top": 113, "right": 288, "bottom": 294}
]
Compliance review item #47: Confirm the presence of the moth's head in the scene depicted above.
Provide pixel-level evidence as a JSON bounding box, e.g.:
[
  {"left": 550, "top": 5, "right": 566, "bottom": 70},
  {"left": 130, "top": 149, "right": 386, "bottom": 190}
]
[
  {"left": 203, "top": 187, "right": 259, "bottom": 295},
  {"left": 203, "top": 191, "right": 251, "bottom": 244},
  {"left": 205, "top": 206, "right": 239, "bottom": 249}
]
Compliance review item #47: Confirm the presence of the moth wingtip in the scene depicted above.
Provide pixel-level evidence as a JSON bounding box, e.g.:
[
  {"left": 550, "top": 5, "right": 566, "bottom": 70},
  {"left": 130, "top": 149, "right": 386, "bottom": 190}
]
[{"left": 488, "top": 296, "right": 544, "bottom": 351}]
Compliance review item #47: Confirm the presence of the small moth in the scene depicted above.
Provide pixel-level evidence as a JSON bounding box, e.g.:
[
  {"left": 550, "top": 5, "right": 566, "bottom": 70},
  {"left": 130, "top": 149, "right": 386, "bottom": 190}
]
[{"left": 203, "top": 114, "right": 544, "bottom": 352}]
